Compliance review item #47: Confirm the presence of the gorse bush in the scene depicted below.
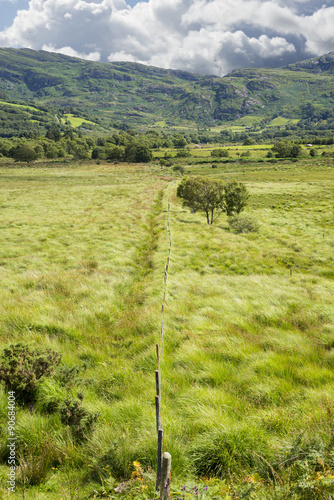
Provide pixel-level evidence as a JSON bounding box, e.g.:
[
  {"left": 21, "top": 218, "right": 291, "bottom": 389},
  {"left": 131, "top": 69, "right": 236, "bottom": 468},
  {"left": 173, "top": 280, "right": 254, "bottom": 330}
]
[
  {"left": 59, "top": 396, "right": 100, "bottom": 442},
  {"left": 56, "top": 364, "right": 86, "bottom": 388},
  {"left": 0, "top": 343, "right": 61, "bottom": 403}
]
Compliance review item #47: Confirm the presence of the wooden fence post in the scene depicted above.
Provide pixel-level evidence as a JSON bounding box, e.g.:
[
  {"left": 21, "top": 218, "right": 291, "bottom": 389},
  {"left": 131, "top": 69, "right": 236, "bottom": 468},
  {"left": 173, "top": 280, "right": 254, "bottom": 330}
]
[
  {"left": 160, "top": 452, "right": 171, "bottom": 500},
  {"left": 155, "top": 395, "right": 161, "bottom": 432},
  {"left": 155, "top": 370, "right": 160, "bottom": 397},
  {"left": 156, "top": 428, "right": 163, "bottom": 491}
]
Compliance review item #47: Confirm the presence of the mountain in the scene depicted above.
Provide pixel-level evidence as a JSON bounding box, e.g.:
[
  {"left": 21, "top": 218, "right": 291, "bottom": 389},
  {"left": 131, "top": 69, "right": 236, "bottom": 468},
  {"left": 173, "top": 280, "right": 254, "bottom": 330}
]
[{"left": 0, "top": 47, "right": 334, "bottom": 136}]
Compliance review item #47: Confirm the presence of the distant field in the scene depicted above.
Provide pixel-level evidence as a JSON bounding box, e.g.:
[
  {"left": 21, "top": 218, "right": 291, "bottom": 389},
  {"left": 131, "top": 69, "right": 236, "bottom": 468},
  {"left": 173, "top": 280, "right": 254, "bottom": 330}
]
[
  {"left": 0, "top": 156, "right": 333, "bottom": 498},
  {"left": 61, "top": 113, "right": 97, "bottom": 127},
  {"left": 0, "top": 100, "right": 40, "bottom": 113},
  {"left": 268, "top": 117, "right": 300, "bottom": 127}
]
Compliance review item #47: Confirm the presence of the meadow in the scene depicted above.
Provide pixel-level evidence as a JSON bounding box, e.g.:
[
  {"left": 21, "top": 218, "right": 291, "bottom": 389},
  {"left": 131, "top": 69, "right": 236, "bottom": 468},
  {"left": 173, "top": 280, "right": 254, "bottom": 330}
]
[{"left": 0, "top": 150, "right": 333, "bottom": 499}]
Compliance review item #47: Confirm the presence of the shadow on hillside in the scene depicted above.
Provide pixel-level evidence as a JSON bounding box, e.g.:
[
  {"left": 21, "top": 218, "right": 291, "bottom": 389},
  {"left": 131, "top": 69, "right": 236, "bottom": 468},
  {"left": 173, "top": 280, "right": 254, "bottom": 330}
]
[{"left": 176, "top": 219, "right": 201, "bottom": 224}]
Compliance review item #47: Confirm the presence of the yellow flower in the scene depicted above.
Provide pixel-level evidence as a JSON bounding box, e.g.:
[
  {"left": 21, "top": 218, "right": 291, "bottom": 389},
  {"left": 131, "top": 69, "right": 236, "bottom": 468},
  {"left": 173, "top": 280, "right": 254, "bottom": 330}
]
[{"left": 131, "top": 461, "right": 144, "bottom": 481}]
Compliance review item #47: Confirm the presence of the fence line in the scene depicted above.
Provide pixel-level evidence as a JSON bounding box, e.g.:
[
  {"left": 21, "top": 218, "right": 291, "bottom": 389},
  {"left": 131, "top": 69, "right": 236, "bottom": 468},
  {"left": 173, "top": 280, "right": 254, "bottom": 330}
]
[{"left": 155, "top": 180, "right": 174, "bottom": 497}]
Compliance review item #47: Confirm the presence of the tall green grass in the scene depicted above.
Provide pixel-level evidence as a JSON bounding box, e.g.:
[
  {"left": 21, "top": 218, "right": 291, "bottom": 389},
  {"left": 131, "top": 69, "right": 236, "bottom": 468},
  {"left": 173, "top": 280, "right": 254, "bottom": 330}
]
[{"left": 0, "top": 156, "right": 333, "bottom": 498}]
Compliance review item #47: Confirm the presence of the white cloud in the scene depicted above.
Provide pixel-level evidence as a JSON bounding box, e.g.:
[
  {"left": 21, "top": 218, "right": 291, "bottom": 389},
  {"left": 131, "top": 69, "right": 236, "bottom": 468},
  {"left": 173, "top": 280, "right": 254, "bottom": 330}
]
[
  {"left": 0, "top": 0, "right": 333, "bottom": 75},
  {"left": 299, "top": 6, "right": 334, "bottom": 55},
  {"left": 42, "top": 43, "right": 101, "bottom": 61}
]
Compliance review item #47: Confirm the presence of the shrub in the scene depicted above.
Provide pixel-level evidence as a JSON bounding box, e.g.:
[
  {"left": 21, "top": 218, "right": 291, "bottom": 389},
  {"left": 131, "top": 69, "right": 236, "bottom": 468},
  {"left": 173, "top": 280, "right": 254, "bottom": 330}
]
[
  {"left": 59, "top": 396, "right": 100, "bottom": 441},
  {"left": 0, "top": 343, "right": 61, "bottom": 403},
  {"left": 56, "top": 364, "right": 85, "bottom": 387},
  {"left": 211, "top": 148, "right": 229, "bottom": 158},
  {"left": 173, "top": 165, "right": 185, "bottom": 175},
  {"left": 272, "top": 141, "right": 302, "bottom": 158},
  {"left": 175, "top": 150, "right": 190, "bottom": 158},
  {"left": 228, "top": 214, "right": 259, "bottom": 234},
  {"left": 13, "top": 144, "right": 39, "bottom": 163}
]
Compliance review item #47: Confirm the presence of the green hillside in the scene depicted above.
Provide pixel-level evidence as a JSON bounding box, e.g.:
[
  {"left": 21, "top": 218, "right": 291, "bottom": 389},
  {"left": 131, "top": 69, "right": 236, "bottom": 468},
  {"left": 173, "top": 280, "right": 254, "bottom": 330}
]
[{"left": 0, "top": 48, "right": 334, "bottom": 136}]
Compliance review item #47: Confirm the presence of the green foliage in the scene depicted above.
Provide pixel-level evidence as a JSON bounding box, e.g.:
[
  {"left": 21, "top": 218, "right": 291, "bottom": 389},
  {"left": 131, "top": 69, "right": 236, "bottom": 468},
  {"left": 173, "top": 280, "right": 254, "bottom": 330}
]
[
  {"left": 228, "top": 214, "right": 259, "bottom": 233},
  {"left": 177, "top": 176, "right": 226, "bottom": 224},
  {"left": 177, "top": 177, "right": 248, "bottom": 223},
  {"left": 13, "top": 143, "right": 39, "bottom": 163},
  {"left": 173, "top": 134, "right": 188, "bottom": 147},
  {"left": 0, "top": 343, "right": 61, "bottom": 403},
  {"left": 223, "top": 180, "right": 249, "bottom": 216},
  {"left": 176, "top": 149, "right": 191, "bottom": 157},
  {"left": 272, "top": 140, "right": 302, "bottom": 158},
  {"left": 105, "top": 145, "right": 124, "bottom": 161},
  {"left": 124, "top": 144, "right": 153, "bottom": 163},
  {"left": 173, "top": 165, "right": 185, "bottom": 175},
  {"left": 243, "top": 137, "right": 256, "bottom": 145},
  {"left": 59, "top": 396, "right": 100, "bottom": 441},
  {"left": 91, "top": 146, "right": 106, "bottom": 160},
  {"left": 56, "top": 364, "right": 86, "bottom": 388},
  {"left": 0, "top": 48, "right": 334, "bottom": 135},
  {"left": 211, "top": 148, "right": 229, "bottom": 157},
  {"left": 45, "top": 125, "right": 62, "bottom": 142}
]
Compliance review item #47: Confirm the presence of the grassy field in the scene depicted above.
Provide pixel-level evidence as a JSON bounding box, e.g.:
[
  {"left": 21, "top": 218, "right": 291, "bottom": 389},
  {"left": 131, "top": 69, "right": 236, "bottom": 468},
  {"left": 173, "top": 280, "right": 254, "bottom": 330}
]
[
  {"left": 0, "top": 154, "right": 333, "bottom": 499},
  {"left": 0, "top": 100, "right": 41, "bottom": 113},
  {"left": 61, "top": 114, "right": 97, "bottom": 128}
]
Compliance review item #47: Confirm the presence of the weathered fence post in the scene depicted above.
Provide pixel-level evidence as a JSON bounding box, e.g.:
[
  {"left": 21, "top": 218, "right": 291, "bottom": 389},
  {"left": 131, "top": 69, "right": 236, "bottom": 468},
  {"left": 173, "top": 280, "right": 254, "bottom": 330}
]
[
  {"left": 160, "top": 452, "right": 171, "bottom": 500},
  {"left": 155, "top": 395, "right": 161, "bottom": 431},
  {"left": 156, "top": 428, "right": 163, "bottom": 490}
]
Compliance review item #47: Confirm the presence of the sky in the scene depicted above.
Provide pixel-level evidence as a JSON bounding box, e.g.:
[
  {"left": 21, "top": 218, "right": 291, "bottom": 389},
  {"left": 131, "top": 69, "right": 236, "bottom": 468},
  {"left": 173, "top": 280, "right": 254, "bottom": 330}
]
[{"left": 0, "top": 0, "right": 333, "bottom": 76}]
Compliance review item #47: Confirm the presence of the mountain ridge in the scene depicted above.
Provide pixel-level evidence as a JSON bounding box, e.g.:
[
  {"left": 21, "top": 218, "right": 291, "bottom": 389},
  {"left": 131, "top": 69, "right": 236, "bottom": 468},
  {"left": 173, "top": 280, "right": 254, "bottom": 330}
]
[{"left": 0, "top": 47, "right": 334, "bottom": 135}]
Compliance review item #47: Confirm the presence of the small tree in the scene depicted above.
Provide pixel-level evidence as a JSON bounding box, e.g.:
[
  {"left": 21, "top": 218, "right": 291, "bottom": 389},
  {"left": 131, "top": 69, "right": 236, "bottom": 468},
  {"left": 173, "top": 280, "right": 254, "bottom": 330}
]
[
  {"left": 105, "top": 145, "right": 124, "bottom": 161},
  {"left": 177, "top": 176, "right": 248, "bottom": 225},
  {"left": 243, "top": 137, "right": 256, "bottom": 146},
  {"left": 124, "top": 144, "right": 152, "bottom": 163},
  {"left": 224, "top": 181, "right": 249, "bottom": 216},
  {"left": 177, "top": 176, "right": 249, "bottom": 224},
  {"left": 272, "top": 141, "right": 302, "bottom": 158},
  {"left": 177, "top": 176, "right": 223, "bottom": 224},
  {"left": 13, "top": 144, "right": 39, "bottom": 163}
]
